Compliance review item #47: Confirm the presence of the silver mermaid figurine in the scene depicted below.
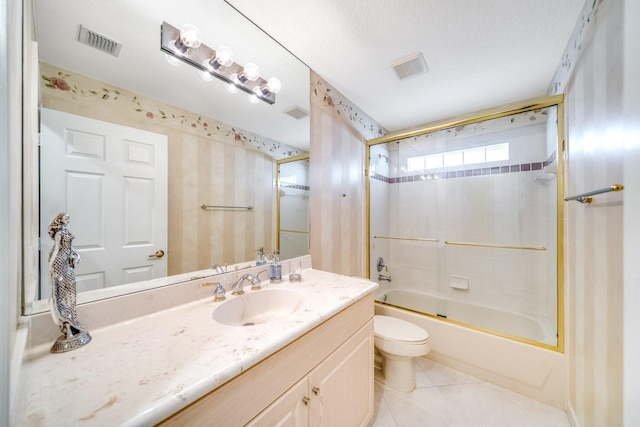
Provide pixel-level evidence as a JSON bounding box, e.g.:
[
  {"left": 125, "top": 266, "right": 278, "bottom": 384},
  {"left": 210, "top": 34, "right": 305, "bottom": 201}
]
[{"left": 48, "top": 212, "right": 91, "bottom": 353}]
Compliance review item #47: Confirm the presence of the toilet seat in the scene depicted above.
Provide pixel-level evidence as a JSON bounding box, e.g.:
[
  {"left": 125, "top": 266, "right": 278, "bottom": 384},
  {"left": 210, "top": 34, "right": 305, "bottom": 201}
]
[{"left": 374, "top": 315, "right": 429, "bottom": 345}]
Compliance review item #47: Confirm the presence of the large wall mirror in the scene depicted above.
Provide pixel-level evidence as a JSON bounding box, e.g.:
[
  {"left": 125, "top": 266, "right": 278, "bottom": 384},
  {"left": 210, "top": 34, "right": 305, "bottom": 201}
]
[{"left": 24, "top": 0, "right": 310, "bottom": 314}]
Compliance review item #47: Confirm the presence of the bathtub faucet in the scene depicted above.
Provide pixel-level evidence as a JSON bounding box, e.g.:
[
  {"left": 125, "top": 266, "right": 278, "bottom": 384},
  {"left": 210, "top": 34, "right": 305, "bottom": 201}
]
[{"left": 378, "top": 274, "right": 392, "bottom": 282}]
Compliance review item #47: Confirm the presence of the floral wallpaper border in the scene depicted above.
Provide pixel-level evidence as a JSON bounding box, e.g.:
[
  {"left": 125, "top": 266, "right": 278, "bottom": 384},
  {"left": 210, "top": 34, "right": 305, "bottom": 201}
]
[
  {"left": 391, "top": 107, "right": 551, "bottom": 146},
  {"left": 311, "top": 76, "right": 388, "bottom": 140},
  {"left": 309, "top": 73, "right": 550, "bottom": 143},
  {"left": 40, "top": 63, "right": 305, "bottom": 160},
  {"left": 548, "top": 0, "right": 603, "bottom": 95}
]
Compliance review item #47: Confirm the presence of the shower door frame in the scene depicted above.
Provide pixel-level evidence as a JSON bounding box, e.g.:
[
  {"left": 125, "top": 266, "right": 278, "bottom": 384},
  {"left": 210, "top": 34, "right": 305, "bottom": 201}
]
[
  {"left": 365, "top": 94, "right": 565, "bottom": 353},
  {"left": 276, "top": 154, "right": 311, "bottom": 257}
]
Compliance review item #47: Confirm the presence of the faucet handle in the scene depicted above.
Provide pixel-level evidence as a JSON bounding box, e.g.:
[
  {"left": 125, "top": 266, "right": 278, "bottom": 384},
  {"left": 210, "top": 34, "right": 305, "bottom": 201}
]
[
  {"left": 214, "top": 283, "right": 227, "bottom": 301},
  {"left": 203, "top": 282, "right": 226, "bottom": 302},
  {"left": 251, "top": 269, "right": 267, "bottom": 291}
]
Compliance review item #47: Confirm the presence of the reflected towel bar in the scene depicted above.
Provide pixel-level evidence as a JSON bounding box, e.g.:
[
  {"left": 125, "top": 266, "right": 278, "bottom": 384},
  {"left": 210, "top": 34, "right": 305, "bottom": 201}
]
[
  {"left": 201, "top": 204, "right": 254, "bottom": 211},
  {"left": 373, "top": 236, "right": 439, "bottom": 243},
  {"left": 564, "top": 184, "right": 624, "bottom": 204},
  {"left": 280, "top": 229, "right": 309, "bottom": 234},
  {"left": 444, "top": 241, "right": 546, "bottom": 251}
]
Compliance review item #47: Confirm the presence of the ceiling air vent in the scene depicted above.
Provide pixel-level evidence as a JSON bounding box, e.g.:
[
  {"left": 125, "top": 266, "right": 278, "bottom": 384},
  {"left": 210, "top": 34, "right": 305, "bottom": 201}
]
[
  {"left": 284, "top": 106, "right": 309, "bottom": 120},
  {"left": 78, "top": 25, "right": 123, "bottom": 57},
  {"left": 391, "top": 52, "right": 429, "bottom": 80}
]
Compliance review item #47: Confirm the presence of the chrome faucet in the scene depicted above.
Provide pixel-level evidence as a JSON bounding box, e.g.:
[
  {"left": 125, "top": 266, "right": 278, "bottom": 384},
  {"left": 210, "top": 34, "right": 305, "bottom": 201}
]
[
  {"left": 211, "top": 264, "right": 225, "bottom": 274},
  {"left": 231, "top": 274, "right": 254, "bottom": 295},
  {"left": 378, "top": 274, "right": 392, "bottom": 282}
]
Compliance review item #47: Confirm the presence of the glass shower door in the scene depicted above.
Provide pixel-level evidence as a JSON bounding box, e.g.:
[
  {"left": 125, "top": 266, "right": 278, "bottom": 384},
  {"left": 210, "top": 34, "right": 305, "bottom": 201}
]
[{"left": 368, "top": 103, "right": 560, "bottom": 349}]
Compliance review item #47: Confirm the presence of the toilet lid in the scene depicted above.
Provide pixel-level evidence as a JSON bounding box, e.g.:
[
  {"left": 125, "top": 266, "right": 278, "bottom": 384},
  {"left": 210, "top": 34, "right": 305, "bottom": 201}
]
[{"left": 374, "top": 315, "right": 429, "bottom": 343}]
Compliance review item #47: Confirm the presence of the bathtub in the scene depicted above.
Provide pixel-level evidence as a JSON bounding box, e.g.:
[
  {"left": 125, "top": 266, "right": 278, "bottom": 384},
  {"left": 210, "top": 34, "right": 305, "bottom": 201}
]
[
  {"left": 374, "top": 288, "right": 567, "bottom": 409},
  {"left": 377, "top": 289, "right": 556, "bottom": 345}
]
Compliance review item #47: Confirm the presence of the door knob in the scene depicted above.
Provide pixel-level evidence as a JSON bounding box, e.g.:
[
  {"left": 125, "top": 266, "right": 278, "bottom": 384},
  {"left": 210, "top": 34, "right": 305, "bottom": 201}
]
[
  {"left": 312, "top": 386, "right": 320, "bottom": 395},
  {"left": 148, "top": 250, "right": 165, "bottom": 259},
  {"left": 302, "top": 396, "right": 311, "bottom": 406}
]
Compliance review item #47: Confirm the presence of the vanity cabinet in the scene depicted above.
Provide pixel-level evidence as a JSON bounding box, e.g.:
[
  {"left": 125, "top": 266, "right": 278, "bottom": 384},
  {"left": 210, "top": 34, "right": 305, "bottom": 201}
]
[
  {"left": 247, "top": 377, "right": 308, "bottom": 426},
  {"left": 248, "top": 320, "right": 373, "bottom": 426},
  {"left": 160, "top": 293, "right": 374, "bottom": 427}
]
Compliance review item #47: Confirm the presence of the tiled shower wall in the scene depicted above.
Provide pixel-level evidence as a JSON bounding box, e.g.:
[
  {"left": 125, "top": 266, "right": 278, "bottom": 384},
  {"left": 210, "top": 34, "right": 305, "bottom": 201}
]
[{"left": 370, "top": 118, "right": 558, "bottom": 325}]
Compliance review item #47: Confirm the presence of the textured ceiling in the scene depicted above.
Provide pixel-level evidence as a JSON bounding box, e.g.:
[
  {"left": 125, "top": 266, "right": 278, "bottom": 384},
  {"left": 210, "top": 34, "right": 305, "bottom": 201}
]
[{"left": 228, "top": 0, "right": 585, "bottom": 133}]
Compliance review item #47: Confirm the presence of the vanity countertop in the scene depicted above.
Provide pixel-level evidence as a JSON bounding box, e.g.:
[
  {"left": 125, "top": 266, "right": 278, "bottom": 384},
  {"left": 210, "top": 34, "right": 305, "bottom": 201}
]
[{"left": 15, "top": 269, "right": 377, "bottom": 426}]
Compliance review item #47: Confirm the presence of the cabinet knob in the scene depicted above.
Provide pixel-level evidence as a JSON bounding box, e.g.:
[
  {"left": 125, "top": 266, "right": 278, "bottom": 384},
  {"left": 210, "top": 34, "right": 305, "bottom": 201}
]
[
  {"left": 312, "top": 386, "right": 320, "bottom": 395},
  {"left": 302, "top": 396, "right": 311, "bottom": 406}
]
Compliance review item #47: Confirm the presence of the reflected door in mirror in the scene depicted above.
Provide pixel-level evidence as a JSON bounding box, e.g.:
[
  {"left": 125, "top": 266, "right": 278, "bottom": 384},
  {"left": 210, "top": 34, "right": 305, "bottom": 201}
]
[{"left": 39, "top": 109, "right": 168, "bottom": 297}]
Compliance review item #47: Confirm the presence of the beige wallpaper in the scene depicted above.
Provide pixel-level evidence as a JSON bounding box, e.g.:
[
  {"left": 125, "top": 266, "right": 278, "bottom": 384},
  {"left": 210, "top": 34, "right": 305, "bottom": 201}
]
[
  {"left": 309, "top": 72, "right": 387, "bottom": 277},
  {"left": 551, "top": 0, "right": 626, "bottom": 425},
  {"left": 40, "top": 63, "right": 286, "bottom": 275}
]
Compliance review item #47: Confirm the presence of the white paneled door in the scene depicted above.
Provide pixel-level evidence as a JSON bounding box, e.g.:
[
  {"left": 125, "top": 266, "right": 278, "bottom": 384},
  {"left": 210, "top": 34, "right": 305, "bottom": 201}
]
[{"left": 40, "top": 108, "right": 168, "bottom": 295}]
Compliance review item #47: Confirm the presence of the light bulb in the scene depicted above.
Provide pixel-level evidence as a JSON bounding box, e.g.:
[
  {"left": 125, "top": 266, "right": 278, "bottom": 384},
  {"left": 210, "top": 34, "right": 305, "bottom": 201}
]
[
  {"left": 207, "top": 46, "right": 234, "bottom": 70},
  {"left": 199, "top": 70, "right": 214, "bottom": 81},
  {"left": 248, "top": 93, "right": 260, "bottom": 104},
  {"left": 215, "top": 46, "right": 233, "bottom": 67},
  {"left": 179, "top": 24, "right": 201, "bottom": 48},
  {"left": 226, "top": 82, "right": 238, "bottom": 93},
  {"left": 165, "top": 53, "right": 182, "bottom": 66},
  {"left": 265, "top": 77, "right": 281, "bottom": 94},
  {"left": 239, "top": 62, "right": 260, "bottom": 82},
  {"left": 172, "top": 24, "right": 201, "bottom": 54}
]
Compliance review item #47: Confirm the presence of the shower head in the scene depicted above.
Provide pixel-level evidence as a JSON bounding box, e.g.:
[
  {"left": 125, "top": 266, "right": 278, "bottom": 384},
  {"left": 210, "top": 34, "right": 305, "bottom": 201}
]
[{"left": 378, "top": 153, "right": 391, "bottom": 164}]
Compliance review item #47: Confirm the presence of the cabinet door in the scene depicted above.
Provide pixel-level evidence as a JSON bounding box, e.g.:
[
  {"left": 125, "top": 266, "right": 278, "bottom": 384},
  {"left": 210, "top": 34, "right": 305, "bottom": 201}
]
[
  {"left": 247, "top": 377, "right": 309, "bottom": 427},
  {"left": 308, "top": 320, "right": 374, "bottom": 427}
]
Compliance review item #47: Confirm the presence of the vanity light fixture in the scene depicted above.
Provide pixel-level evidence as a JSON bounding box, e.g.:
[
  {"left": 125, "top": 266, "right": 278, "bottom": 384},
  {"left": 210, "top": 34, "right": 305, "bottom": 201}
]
[{"left": 161, "top": 22, "right": 281, "bottom": 104}]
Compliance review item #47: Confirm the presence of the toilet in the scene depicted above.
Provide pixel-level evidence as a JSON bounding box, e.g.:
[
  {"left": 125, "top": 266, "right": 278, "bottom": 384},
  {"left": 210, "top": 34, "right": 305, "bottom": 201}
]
[{"left": 373, "top": 315, "right": 430, "bottom": 392}]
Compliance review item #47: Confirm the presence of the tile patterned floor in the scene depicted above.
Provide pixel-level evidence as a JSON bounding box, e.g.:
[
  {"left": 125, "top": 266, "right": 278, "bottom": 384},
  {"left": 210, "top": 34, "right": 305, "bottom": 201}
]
[{"left": 368, "top": 358, "right": 571, "bottom": 427}]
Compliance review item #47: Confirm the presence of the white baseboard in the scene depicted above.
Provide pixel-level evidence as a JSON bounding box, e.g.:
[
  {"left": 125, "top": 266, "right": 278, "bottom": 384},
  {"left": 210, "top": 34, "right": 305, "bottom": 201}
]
[{"left": 9, "top": 323, "right": 29, "bottom": 423}]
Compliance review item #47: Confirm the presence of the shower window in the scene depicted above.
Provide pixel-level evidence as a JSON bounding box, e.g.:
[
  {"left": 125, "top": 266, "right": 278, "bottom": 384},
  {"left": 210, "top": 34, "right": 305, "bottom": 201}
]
[
  {"left": 407, "top": 142, "right": 510, "bottom": 172},
  {"left": 367, "top": 97, "right": 564, "bottom": 351}
]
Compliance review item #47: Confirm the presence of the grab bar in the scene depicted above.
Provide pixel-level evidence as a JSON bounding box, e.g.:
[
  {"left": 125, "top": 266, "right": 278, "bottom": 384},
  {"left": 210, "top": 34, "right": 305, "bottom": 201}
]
[
  {"left": 444, "top": 241, "right": 546, "bottom": 251},
  {"left": 201, "top": 204, "right": 254, "bottom": 211},
  {"left": 564, "top": 184, "right": 624, "bottom": 204},
  {"left": 373, "top": 235, "right": 439, "bottom": 243}
]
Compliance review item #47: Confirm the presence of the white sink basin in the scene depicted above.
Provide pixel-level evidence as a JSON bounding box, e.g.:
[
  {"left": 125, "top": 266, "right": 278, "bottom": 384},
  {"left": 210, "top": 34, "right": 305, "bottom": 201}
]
[{"left": 212, "top": 289, "right": 306, "bottom": 326}]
